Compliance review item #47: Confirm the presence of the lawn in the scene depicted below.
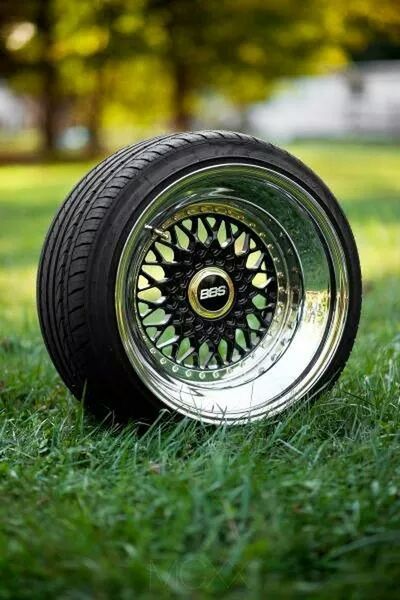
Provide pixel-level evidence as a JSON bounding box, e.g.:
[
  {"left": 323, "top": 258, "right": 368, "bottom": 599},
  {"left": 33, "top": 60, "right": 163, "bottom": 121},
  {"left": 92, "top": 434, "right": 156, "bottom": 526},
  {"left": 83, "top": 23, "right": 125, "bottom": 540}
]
[{"left": 0, "top": 142, "right": 399, "bottom": 598}]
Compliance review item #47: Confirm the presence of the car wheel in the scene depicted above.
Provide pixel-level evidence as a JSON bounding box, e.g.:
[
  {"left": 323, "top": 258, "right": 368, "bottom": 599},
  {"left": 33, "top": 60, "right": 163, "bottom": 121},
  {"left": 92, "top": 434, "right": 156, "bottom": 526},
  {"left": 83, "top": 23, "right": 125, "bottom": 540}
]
[{"left": 37, "top": 131, "right": 362, "bottom": 424}]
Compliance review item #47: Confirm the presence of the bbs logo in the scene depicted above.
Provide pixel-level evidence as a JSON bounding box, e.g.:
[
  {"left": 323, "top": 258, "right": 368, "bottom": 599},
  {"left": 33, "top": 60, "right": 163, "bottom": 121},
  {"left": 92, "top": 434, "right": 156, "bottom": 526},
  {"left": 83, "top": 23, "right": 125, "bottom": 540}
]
[{"left": 200, "top": 285, "right": 227, "bottom": 300}]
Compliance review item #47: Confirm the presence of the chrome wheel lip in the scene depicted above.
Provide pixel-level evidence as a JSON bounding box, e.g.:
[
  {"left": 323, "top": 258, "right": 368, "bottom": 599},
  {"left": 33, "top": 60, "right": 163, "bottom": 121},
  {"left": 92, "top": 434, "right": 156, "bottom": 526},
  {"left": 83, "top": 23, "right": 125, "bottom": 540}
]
[{"left": 115, "top": 163, "right": 349, "bottom": 424}]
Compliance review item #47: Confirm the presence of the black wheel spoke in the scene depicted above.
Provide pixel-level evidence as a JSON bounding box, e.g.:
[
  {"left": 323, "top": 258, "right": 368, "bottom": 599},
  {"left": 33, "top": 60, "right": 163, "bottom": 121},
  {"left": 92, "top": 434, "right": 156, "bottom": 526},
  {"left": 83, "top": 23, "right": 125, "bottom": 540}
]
[
  {"left": 176, "top": 220, "right": 197, "bottom": 243},
  {"left": 137, "top": 211, "right": 278, "bottom": 371}
]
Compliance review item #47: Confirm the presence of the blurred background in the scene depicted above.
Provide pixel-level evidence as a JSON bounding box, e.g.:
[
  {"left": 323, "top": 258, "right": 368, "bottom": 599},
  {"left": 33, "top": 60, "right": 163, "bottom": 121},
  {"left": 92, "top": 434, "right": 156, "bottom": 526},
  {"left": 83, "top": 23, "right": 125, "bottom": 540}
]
[
  {"left": 0, "top": 0, "right": 400, "bottom": 157},
  {"left": 0, "top": 0, "right": 399, "bottom": 330}
]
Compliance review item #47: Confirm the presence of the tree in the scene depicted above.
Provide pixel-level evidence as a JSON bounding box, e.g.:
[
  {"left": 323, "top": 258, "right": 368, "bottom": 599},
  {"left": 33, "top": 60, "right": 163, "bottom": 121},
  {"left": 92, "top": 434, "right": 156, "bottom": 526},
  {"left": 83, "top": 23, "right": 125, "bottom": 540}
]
[
  {"left": 144, "top": 0, "right": 400, "bottom": 130},
  {"left": 0, "top": 0, "right": 62, "bottom": 155},
  {"left": 0, "top": 0, "right": 149, "bottom": 155},
  {"left": 1, "top": 0, "right": 399, "bottom": 155},
  {"left": 144, "top": 0, "right": 345, "bottom": 130}
]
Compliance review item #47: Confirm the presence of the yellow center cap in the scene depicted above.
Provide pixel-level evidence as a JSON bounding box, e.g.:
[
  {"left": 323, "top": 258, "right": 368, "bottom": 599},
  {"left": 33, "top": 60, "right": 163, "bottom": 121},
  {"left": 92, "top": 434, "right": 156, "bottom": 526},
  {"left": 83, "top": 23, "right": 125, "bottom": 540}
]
[{"left": 188, "top": 267, "right": 235, "bottom": 319}]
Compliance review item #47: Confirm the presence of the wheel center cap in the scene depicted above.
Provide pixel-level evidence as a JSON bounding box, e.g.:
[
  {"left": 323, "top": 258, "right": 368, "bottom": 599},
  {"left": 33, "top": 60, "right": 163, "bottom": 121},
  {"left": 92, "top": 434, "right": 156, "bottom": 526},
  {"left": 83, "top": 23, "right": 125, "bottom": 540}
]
[{"left": 188, "top": 267, "right": 235, "bottom": 319}]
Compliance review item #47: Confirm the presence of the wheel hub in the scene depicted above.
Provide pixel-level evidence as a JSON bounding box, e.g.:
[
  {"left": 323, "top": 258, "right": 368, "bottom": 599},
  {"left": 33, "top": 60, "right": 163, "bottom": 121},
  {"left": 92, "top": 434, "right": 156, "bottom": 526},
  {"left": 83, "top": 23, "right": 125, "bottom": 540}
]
[{"left": 188, "top": 267, "right": 235, "bottom": 320}]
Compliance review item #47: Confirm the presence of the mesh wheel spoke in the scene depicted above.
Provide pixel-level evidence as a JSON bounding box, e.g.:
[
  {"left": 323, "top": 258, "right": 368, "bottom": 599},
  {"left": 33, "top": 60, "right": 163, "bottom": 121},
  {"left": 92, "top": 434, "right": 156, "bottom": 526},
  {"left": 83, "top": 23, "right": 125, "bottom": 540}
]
[{"left": 136, "top": 211, "right": 278, "bottom": 371}]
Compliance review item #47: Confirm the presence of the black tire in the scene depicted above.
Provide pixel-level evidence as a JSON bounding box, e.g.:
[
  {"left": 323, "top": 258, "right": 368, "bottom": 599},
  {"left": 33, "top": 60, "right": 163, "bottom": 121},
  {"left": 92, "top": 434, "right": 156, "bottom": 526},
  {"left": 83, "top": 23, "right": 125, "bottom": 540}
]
[{"left": 37, "top": 131, "right": 362, "bottom": 424}]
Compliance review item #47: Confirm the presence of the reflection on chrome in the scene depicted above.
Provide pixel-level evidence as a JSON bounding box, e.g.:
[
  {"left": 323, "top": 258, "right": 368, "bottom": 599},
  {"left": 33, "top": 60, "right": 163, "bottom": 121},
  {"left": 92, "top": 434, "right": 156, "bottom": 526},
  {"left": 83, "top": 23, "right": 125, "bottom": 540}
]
[{"left": 304, "top": 291, "right": 329, "bottom": 324}]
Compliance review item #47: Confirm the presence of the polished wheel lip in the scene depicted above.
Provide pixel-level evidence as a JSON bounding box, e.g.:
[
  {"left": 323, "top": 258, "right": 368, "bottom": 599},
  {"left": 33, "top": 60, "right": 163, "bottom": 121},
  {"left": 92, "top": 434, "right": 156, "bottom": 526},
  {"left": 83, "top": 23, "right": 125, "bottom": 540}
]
[
  {"left": 115, "top": 162, "right": 349, "bottom": 424},
  {"left": 187, "top": 266, "right": 235, "bottom": 320}
]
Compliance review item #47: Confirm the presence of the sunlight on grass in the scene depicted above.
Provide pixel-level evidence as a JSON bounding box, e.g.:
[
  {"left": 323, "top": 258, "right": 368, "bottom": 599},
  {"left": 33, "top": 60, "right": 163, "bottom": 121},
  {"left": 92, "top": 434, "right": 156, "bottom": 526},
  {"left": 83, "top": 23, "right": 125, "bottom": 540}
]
[
  {"left": 289, "top": 142, "right": 400, "bottom": 281},
  {"left": 289, "top": 143, "right": 400, "bottom": 199},
  {"left": 355, "top": 222, "right": 399, "bottom": 280},
  {"left": 0, "top": 266, "right": 38, "bottom": 331},
  {"left": 0, "top": 161, "right": 94, "bottom": 332},
  {"left": 0, "top": 162, "right": 93, "bottom": 191}
]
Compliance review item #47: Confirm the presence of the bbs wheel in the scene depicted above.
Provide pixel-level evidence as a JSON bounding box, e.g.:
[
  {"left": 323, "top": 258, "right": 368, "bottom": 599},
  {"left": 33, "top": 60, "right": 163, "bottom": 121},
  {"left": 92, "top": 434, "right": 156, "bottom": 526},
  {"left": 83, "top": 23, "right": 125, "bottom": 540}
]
[{"left": 37, "top": 131, "right": 362, "bottom": 424}]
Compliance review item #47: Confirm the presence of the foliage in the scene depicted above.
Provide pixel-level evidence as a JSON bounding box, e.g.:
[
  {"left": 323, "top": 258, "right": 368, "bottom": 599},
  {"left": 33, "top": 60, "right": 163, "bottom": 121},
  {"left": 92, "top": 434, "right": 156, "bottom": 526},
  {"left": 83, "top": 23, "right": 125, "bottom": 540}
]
[
  {"left": 0, "top": 1, "right": 399, "bottom": 153},
  {"left": 0, "top": 142, "right": 399, "bottom": 596}
]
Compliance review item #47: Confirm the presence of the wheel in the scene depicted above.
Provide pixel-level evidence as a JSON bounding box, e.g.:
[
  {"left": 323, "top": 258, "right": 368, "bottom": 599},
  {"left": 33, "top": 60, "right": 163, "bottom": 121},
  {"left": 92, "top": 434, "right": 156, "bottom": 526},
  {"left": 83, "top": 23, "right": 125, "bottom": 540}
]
[{"left": 37, "top": 131, "right": 362, "bottom": 425}]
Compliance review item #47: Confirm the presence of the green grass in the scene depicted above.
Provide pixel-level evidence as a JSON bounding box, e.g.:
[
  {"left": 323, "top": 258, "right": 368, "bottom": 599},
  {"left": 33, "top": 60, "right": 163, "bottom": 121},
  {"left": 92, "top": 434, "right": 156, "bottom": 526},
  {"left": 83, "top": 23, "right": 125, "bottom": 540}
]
[{"left": 0, "top": 142, "right": 399, "bottom": 598}]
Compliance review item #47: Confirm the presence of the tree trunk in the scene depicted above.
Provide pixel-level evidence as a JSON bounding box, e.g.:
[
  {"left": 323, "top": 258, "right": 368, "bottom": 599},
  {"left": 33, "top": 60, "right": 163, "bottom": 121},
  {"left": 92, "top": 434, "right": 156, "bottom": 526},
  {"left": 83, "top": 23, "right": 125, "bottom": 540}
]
[
  {"left": 171, "top": 60, "right": 192, "bottom": 131},
  {"left": 37, "top": 0, "right": 58, "bottom": 156},
  {"left": 165, "top": 0, "right": 193, "bottom": 131},
  {"left": 41, "top": 63, "right": 58, "bottom": 155},
  {"left": 87, "top": 69, "right": 104, "bottom": 156}
]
